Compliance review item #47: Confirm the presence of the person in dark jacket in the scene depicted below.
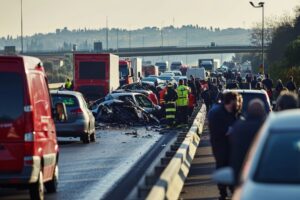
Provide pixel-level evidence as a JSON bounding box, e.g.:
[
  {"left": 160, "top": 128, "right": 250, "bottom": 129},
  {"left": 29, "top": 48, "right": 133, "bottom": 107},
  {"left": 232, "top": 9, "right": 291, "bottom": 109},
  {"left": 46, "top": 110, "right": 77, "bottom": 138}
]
[
  {"left": 229, "top": 99, "right": 266, "bottom": 186},
  {"left": 286, "top": 76, "right": 297, "bottom": 92},
  {"left": 262, "top": 74, "right": 273, "bottom": 99},
  {"left": 275, "top": 79, "right": 284, "bottom": 96},
  {"left": 251, "top": 76, "right": 258, "bottom": 89},
  {"left": 275, "top": 91, "right": 299, "bottom": 111},
  {"left": 164, "top": 83, "right": 178, "bottom": 127},
  {"left": 208, "top": 91, "right": 239, "bottom": 200}
]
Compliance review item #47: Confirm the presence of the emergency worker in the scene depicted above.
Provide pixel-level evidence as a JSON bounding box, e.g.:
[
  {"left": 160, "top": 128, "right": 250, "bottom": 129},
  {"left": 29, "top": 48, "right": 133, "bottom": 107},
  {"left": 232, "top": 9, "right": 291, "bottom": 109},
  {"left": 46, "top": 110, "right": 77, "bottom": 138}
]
[
  {"left": 176, "top": 79, "right": 189, "bottom": 125},
  {"left": 65, "top": 78, "right": 72, "bottom": 90},
  {"left": 164, "top": 83, "right": 178, "bottom": 127}
]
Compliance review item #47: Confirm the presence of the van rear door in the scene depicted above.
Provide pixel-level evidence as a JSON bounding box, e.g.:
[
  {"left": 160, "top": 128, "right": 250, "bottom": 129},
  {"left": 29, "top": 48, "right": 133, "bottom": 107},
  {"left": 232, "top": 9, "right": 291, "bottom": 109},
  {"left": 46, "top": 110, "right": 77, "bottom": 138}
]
[{"left": 0, "top": 59, "right": 26, "bottom": 172}]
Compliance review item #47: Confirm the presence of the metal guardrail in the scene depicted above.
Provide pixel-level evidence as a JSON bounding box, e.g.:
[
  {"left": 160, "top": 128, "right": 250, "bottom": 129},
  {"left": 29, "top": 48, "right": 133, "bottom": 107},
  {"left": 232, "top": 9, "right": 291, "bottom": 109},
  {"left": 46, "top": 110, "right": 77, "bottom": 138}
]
[{"left": 145, "top": 105, "right": 206, "bottom": 200}]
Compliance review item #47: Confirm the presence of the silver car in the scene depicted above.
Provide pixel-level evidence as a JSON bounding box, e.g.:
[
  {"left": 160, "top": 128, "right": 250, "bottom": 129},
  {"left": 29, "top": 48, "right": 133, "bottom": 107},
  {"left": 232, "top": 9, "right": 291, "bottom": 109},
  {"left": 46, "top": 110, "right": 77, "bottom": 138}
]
[
  {"left": 214, "top": 110, "right": 300, "bottom": 200},
  {"left": 51, "top": 90, "right": 96, "bottom": 143}
]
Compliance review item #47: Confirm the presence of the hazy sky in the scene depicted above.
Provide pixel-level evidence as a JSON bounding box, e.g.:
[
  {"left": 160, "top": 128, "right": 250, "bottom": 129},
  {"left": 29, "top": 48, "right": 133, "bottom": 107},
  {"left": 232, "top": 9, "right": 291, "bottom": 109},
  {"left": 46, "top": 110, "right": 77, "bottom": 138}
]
[{"left": 1, "top": 0, "right": 300, "bottom": 37}]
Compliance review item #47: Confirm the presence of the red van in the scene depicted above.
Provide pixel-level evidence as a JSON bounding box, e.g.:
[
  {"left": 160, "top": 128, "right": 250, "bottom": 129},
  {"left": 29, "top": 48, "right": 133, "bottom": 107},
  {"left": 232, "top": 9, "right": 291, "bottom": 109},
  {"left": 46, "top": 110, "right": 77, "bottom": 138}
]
[{"left": 0, "top": 55, "right": 61, "bottom": 199}]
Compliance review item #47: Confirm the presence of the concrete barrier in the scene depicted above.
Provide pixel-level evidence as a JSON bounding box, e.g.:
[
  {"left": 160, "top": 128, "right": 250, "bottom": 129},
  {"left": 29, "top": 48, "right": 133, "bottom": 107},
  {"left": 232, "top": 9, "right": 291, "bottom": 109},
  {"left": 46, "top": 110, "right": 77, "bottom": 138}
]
[
  {"left": 48, "top": 82, "right": 64, "bottom": 90},
  {"left": 146, "top": 105, "right": 206, "bottom": 200}
]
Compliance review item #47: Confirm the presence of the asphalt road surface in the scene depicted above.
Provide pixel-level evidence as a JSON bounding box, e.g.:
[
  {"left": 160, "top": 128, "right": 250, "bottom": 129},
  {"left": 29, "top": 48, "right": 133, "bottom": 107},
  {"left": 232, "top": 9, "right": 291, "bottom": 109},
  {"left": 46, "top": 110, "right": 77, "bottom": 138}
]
[{"left": 0, "top": 126, "right": 169, "bottom": 200}]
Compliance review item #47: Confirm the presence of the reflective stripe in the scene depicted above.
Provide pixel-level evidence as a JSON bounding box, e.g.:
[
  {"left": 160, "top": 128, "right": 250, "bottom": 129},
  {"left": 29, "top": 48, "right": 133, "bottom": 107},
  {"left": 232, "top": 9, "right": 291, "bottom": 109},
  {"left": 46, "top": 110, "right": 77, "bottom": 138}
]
[
  {"left": 166, "top": 115, "right": 175, "bottom": 119},
  {"left": 166, "top": 108, "right": 176, "bottom": 112}
]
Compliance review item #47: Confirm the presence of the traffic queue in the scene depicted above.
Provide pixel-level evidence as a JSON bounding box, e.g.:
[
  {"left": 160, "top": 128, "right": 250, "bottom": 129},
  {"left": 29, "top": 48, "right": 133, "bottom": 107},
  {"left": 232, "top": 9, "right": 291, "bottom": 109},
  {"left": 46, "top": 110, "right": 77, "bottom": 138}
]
[{"left": 0, "top": 54, "right": 202, "bottom": 200}]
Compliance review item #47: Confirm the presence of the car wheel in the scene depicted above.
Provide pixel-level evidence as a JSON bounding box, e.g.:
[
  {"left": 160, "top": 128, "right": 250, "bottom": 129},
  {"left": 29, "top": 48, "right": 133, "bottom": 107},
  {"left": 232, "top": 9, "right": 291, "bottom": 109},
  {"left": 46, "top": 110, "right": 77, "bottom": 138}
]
[
  {"left": 29, "top": 171, "right": 44, "bottom": 200},
  {"left": 45, "top": 164, "right": 58, "bottom": 193},
  {"left": 81, "top": 133, "right": 90, "bottom": 144},
  {"left": 90, "top": 132, "right": 96, "bottom": 142}
]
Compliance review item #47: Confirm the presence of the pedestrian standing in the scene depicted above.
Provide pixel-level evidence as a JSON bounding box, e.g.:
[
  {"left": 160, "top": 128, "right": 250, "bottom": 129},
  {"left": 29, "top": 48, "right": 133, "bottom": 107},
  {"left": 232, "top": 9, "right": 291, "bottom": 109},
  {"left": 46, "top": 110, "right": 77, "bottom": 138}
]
[
  {"left": 176, "top": 79, "right": 189, "bottom": 126},
  {"left": 275, "top": 91, "right": 299, "bottom": 111},
  {"left": 251, "top": 76, "right": 258, "bottom": 89},
  {"left": 64, "top": 78, "right": 72, "bottom": 90},
  {"left": 164, "top": 83, "right": 178, "bottom": 127},
  {"left": 208, "top": 91, "right": 239, "bottom": 200},
  {"left": 262, "top": 74, "right": 273, "bottom": 99},
  {"left": 275, "top": 79, "right": 284, "bottom": 97},
  {"left": 286, "top": 76, "right": 297, "bottom": 92},
  {"left": 229, "top": 99, "right": 266, "bottom": 186}
]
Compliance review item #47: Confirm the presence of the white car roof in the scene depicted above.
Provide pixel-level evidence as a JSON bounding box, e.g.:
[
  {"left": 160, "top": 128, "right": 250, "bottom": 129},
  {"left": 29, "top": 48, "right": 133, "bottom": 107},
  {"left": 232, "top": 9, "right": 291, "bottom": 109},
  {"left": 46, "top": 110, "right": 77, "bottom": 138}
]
[
  {"left": 223, "top": 89, "right": 268, "bottom": 95},
  {"left": 267, "top": 109, "right": 300, "bottom": 130}
]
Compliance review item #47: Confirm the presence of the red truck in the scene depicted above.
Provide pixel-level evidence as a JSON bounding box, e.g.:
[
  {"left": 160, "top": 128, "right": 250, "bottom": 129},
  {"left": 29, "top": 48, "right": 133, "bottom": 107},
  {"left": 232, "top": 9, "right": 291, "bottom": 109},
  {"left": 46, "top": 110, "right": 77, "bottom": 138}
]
[
  {"left": 73, "top": 53, "right": 119, "bottom": 101},
  {"left": 119, "top": 59, "right": 133, "bottom": 86},
  {"left": 142, "top": 65, "right": 159, "bottom": 77},
  {"left": 0, "top": 55, "right": 64, "bottom": 199}
]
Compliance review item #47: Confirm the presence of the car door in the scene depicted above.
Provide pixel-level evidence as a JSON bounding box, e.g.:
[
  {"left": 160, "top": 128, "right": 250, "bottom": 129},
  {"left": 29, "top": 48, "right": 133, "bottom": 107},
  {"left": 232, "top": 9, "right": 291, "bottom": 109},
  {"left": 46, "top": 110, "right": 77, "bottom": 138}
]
[{"left": 80, "top": 94, "right": 95, "bottom": 133}]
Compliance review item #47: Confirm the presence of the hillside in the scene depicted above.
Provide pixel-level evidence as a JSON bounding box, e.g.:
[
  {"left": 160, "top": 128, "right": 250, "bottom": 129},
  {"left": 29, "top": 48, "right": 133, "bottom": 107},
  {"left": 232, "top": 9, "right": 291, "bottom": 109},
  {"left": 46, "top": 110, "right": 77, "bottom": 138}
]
[{"left": 0, "top": 25, "right": 251, "bottom": 52}]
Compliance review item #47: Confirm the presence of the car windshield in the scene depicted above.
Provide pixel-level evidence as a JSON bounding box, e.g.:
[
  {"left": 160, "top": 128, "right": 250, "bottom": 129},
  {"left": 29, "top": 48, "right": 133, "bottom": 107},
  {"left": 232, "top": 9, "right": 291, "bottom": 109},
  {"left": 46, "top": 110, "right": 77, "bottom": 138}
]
[
  {"left": 0, "top": 72, "right": 24, "bottom": 122},
  {"left": 135, "top": 95, "right": 153, "bottom": 108},
  {"left": 159, "top": 76, "right": 173, "bottom": 81},
  {"left": 52, "top": 94, "right": 79, "bottom": 108},
  {"left": 254, "top": 131, "right": 300, "bottom": 184},
  {"left": 142, "top": 77, "right": 157, "bottom": 82},
  {"left": 119, "top": 65, "right": 129, "bottom": 77},
  {"left": 240, "top": 93, "right": 270, "bottom": 113}
]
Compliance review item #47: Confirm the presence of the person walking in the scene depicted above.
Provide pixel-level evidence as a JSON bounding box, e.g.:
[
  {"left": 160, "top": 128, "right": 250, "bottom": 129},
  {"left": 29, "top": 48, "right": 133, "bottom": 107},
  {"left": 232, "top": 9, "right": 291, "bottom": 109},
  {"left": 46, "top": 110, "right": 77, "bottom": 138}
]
[
  {"left": 208, "top": 91, "right": 239, "bottom": 200},
  {"left": 164, "top": 83, "right": 178, "bottom": 127},
  {"left": 176, "top": 79, "right": 189, "bottom": 126},
  {"left": 286, "top": 76, "right": 297, "bottom": 92},
  {"left": 229, "top": 99, "right": 266, "bottom": 186}
]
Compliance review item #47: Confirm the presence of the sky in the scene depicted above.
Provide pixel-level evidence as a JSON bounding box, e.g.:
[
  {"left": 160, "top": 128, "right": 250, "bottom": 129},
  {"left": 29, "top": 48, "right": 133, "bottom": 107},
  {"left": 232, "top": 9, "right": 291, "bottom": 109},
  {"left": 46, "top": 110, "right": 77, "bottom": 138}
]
[{"left": 1, "top": 0, "right": 300, "bottom": 37}]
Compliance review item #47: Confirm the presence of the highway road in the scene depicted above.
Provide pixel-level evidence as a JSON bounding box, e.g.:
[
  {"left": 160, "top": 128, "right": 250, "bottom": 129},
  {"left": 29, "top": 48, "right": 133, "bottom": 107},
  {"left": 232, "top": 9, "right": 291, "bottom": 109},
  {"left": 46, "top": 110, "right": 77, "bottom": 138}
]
[{"left": 0, "top": 126, "right": 176, "bottom": 200}]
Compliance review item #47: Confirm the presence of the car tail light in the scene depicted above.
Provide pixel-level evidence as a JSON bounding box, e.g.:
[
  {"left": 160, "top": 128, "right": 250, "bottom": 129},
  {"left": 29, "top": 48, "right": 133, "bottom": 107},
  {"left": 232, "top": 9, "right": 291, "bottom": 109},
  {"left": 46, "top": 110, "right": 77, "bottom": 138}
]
[{"left": 71, "top": 108, "right": 83, "bottom": 115}]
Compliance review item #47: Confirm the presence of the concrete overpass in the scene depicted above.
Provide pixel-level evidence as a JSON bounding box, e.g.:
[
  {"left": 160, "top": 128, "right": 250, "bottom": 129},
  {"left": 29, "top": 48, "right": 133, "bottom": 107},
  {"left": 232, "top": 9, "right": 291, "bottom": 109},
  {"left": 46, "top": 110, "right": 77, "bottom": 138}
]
[{"left": 18, "top": 45, "right": 267, "bottom": 57}]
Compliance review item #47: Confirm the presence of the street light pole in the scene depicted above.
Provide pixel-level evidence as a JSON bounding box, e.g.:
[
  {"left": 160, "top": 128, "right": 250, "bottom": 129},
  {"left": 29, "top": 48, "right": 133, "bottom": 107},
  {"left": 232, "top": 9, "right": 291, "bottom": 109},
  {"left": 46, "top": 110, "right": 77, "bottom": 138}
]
[
  {"left": 21, "top": 0, "right": 23, "bottom": 53},
  {"left": 250, "top": 1, "right": 265, "bottom": 74},
  {"left": 262, "top": 3, "right": 265, "bottom": 73}
]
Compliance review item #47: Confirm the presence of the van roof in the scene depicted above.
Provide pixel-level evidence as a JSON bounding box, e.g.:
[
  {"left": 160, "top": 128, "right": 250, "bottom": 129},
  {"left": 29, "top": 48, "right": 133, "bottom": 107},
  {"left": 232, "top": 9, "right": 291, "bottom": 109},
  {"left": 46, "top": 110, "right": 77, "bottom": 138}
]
[{"left": 0, "top": 55, "right": 42, "bottom": 71}]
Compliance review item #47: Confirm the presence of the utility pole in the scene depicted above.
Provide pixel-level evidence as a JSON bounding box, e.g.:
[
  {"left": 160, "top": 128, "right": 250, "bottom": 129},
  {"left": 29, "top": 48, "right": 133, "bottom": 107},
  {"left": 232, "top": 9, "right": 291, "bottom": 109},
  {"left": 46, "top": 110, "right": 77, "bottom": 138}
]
[
  {"left": 106, "top": 16, "right": 109, "bottom": 51},
  {"left": 21, "top": 0, "right": 24, "bottom": 53},
  {"left": 116, "top": 28, "right": 119, "bottom": 52},
  {"left": 185, "top": 28, "right": 188, "bottom": 64},
  {"left": 129, "top": 27, "right": 131, "bottom": 48},
  {"left": 250, "top": 1, "right": 265, "bottom": 74}
]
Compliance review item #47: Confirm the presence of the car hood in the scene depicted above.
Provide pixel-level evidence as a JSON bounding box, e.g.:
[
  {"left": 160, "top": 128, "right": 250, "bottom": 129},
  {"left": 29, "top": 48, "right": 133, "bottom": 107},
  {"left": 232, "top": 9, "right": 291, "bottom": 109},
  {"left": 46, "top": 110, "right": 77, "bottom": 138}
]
[{"left": 235, "top": 180, "right": 300, "bottom": 200}]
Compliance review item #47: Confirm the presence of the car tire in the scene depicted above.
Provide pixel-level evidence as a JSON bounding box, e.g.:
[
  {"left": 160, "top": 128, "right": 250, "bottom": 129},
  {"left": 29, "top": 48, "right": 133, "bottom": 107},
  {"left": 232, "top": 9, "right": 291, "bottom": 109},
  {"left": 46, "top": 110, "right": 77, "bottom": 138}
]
[
  {"left": 29, "top": 171, "right": 44, "bottom": 200},
  {"left": 90, "top": 132, "right": 96, "bottom": 142},
  {"left": 81, "top": 133, "right": 90, "bottom": 144},
  {"left": 45, "top": 164, "right": 58, "bottom": 193}
]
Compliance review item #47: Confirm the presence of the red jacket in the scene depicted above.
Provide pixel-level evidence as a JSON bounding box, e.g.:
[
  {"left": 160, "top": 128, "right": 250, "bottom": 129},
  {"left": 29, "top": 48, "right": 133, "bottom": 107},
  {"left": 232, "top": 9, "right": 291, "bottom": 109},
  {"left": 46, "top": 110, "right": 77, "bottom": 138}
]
[{"left": 188, "top": 93, "right": 196, "bottom": 108}]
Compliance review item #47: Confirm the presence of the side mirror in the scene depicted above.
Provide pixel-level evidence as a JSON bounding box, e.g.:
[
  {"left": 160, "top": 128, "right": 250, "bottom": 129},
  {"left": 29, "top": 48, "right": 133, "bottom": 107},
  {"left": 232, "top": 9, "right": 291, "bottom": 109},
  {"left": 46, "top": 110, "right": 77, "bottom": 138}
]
[
  {"left": 53, "top": 102, "right": 68, "bottom": 122},
  {"left": 212, "top": 167, "right": 234, "bottom": 185},
  {"left": 154, "top": 104, "right": 161, "bottom": 110}
]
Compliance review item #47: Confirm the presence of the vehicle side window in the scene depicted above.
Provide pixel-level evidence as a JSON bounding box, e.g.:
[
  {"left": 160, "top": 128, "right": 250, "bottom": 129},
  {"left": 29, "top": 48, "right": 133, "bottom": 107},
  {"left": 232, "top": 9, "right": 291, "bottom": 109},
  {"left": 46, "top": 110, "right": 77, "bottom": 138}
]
[
  {"left": 136, "top": 95, "right": 153, "bottom": 108},
  {"left": 30, "top": 73, "right": 52, "bottom": 120},
  {"left": 118, "top": 95, "right": 134, "bottom": 103}
]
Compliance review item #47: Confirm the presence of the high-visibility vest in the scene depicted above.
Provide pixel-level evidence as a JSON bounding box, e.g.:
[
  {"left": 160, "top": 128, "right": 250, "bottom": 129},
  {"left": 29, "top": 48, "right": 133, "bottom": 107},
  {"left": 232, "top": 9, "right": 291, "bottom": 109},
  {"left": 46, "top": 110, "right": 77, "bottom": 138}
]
[
  {"left": 176, "top": 85, "right": 189, "bottom": 106},
  {"left": 65, "top": 81, "right": 72, "bottom": 89}
]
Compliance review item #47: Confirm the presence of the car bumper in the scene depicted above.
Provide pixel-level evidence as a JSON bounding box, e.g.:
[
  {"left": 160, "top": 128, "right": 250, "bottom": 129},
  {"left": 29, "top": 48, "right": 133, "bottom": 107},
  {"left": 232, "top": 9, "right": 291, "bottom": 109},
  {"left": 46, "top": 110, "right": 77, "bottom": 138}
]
[
  {"left": 55, "top": 119, "right": 89, "bottom": 137},
  {"left": 0, "top": 156, "right": 41, "bottom": 185}
]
